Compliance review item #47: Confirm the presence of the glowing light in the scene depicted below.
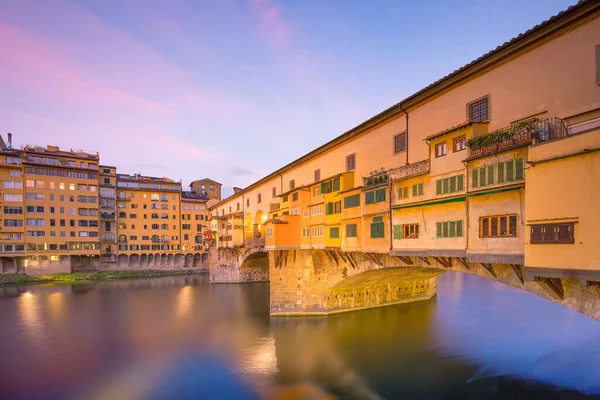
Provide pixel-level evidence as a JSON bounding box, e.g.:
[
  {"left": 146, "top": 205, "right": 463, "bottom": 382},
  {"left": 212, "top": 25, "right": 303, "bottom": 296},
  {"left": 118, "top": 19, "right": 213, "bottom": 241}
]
[{"left": 175, "top": 286, "right": 193, "bottom": 320}]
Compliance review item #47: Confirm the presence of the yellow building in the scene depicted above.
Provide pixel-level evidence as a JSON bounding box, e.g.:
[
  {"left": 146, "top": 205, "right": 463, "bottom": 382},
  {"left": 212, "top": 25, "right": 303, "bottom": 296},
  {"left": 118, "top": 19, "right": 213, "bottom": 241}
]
[
  {"left": 0, "top": 136, "right": 216, "bottom": 274},
  {"left": 209, "top": 1, "right": 600, "bottom": 295}
]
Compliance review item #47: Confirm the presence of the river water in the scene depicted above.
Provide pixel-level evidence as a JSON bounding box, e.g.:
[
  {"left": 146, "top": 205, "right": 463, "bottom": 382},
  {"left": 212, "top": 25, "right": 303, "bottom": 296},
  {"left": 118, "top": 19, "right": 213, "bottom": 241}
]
[{"left": 0, "top": 272, "right": 599, "bottom": 399}]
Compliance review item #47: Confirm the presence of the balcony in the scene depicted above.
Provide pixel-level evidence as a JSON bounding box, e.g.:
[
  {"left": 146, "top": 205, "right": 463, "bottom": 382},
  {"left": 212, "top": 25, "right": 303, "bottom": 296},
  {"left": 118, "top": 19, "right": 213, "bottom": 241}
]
[
  {"left": 389, "top": 160, "right": 429, "bottom": 182},
  {"left": 363, "top": 168, "right": 389, "bottom": 190},
  {"left": 467, "top": 117, "right": 567, "bottom": 159},
  {"left": 100, "top": 212, "right": 116, "bottom": 220}
]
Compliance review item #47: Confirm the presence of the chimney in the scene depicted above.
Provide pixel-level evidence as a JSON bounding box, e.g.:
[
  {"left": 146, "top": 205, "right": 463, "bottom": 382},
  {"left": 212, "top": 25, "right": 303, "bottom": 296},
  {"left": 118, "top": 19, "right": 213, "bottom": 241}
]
[
  {"left": 233, "top": 187, "right": 243, "bottom": 194},
  {"left": 7, "top": 133, "right": 12, "bottom": 149}
]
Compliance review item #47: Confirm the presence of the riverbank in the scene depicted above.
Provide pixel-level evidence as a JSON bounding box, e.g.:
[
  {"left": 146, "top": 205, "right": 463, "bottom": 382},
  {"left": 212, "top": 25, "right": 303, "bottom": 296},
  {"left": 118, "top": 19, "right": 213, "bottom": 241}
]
[{"left": 0, "top": 269, "right": 207, "bottom": 285}]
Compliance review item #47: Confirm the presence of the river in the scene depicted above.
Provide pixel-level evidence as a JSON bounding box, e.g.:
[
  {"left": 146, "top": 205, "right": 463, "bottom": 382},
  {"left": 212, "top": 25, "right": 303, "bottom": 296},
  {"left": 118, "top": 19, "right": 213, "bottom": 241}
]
[{"left": 0, "top": 272, "right": 599, "bottom": 399}]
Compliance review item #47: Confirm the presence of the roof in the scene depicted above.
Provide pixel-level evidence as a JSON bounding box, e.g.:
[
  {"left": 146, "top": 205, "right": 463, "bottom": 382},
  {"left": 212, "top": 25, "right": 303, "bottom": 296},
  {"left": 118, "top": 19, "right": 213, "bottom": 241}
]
[
  {"left": 425, "top": 122, "right": 479, "bottom": 141},
  {"left": 189, "top": 178, "right": 221, "bottom": 187},
  {"left": 264, "top": 218, "right": 288, "bottom": 225},
  {"left": 209, "top": 0, "right": 599, "bottom": 211}
]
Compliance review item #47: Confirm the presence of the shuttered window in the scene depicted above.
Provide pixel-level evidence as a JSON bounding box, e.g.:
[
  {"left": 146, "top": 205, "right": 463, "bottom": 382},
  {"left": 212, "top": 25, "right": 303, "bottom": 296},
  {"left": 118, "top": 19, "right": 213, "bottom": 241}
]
[
  {"left": 346, "top": 224, "right": 357, "bottom": 238},
  {"left": 393, "top": 224, "right": 402, "bottom": 239},
  {"left": 412, "top": 183, "right": 424, "bottom": 197},
  {"left": 326, "top": 202, "right": 334, "bottom": 215},
  {"left": 343, "top": 194, "right": 360, "bottom": 209},
  {"left": 436, "top": 220, "right": 464, "bottom": 238},
  {"left": 320, "top": 178, "right": 341, "bottom": 194},
  {"left": 346, "top": 153, "right": 356, "bottom": 171},
  {"left": 329, "top": 227, "right": 340, "bottom": 239},
  {"left": 530, "top": 223, "right": 574, "bottom": 244},
  {"left": 370, "top": 216, "right": 385, "bottom": 238},
  {"left": 473, "top": 158, "right": 524, "bottom": 188},
  {"left": 366, "top": 188, "right": 386, "bottom": 204},
  {"left": 403, "top": 223, "right": 419, "bottom": 238},
  {"left": 436, "top": 175, "right": 464, "bottom": 195},
  {"left": 398, "top": 186, "right": 409, "bottom": 199}
]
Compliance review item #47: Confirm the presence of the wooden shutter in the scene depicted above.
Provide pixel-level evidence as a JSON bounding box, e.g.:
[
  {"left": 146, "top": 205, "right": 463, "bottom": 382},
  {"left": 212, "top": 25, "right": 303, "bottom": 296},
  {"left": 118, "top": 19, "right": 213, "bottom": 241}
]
[
  {"left": 456, "top": 220, "right": 463, "bottom": 237},
  {"left": 412, "top": 184, "right": 418, "bottom": 197},
  {"left": 370, "top": 223, "right": 377, "bottom": 238},
  {"left": 436, "top": 222, "right": 442, "bottom": 238},
  {"left": 449, "top": 176, "right": 457, "bottom": 193},
  {"left": 487, "top": 165, "right": 495, "bottom": 185},
  {"left": 403, "top": 187, "right": 408, "bottom": 198},
  {"left": 479, "top": 167, "right": 487, "bottom": 187},
  {"left": 442, "top": 178, "right": 449, "bottom": 194},
  {"left": 393, "top": 225, "right": 402, "bottom": 239},
  {"left": 497, "top": 162, "right": 505, "bottom": 184},
  {"left": 530, "top": 225, "right": 544, "bottom": 243},
  {"left": 436, "top": 179, "right": 442, "bottom": 195},
  {"left": 333, "top": 178, "right": 340, "bottom": 191},
  {"left": 443, "top": 221, "right": 450, "bottom": 238},
  {"left": 472, "top": 170, "right": 479, "bottom": 188},
  {"left": 419, "top": 183, "right": 424, "bottom": 196},
  {"left": 449, "top": 221, "right": 456, "bottom": 238},
  {"left": 506, "top": 160, "right": 515, "bottom": 182},
  {"left": 320, "top": 182, "right": 326, "bottom": 194},
  {"left": 557, "top": 223, "right": 575, "bottom": 243},
  {"left": 515, "top": 158, "right": 524, "bottom": 180},
  {"left": 457, "top": 175, "right": 464, "bottom": 192}
]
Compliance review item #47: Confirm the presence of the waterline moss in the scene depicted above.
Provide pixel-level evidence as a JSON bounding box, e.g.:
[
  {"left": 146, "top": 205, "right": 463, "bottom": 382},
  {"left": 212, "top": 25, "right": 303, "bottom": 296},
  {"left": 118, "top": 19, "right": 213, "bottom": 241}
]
[{"left": 0, "top": 270, "right": 206, "bottom": 285}]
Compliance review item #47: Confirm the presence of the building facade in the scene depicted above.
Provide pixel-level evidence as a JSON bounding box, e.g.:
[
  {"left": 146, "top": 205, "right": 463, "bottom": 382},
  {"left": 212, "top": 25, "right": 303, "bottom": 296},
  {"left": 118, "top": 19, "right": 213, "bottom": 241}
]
[
  {"left": 209, "top": 1, "right": 600, "bottom": 297},
  {"left": 0, "top": 139, "right": 217, "bottom": 274}
]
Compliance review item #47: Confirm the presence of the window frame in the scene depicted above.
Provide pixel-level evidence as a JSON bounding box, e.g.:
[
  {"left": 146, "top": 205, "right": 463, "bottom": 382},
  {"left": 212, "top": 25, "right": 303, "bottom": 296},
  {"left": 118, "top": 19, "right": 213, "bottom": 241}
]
[
  {"left": 346, "top": 153, "right": 356, "bottom": 172},
  {"left": 453, "top": 135, "right": 466, "bottom": 152},
  {"left": 479, "top": 214, "right": 518, "bottom": 238},
  {"left": 435, "top": 142, "right": 447, "bottom": 158},
  {"left": 394, "top": 132, "right": 407, "bottom": 154},
  {"left": 466, "top": 95, "right": 490, "bottom": 122}
]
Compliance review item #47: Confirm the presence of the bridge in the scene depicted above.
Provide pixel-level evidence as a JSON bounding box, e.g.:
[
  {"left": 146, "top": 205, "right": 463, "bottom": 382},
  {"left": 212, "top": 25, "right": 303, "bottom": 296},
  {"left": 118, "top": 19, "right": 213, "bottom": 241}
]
[{"left": 208, "top": 241, "right": 600, "bottom": 320}]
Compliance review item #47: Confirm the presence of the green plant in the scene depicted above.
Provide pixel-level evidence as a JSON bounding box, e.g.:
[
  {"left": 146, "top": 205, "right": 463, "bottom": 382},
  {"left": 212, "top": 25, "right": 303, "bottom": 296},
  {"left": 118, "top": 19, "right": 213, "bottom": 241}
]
[{"left": 467, "top": 118, "right": 542, "bottom": 151}]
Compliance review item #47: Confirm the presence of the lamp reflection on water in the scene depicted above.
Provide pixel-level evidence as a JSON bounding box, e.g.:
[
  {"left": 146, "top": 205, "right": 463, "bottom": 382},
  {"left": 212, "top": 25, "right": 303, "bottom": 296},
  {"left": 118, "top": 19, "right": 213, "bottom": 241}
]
[{"left": 18, "top": 291, "right": 42, "bottom": 344}]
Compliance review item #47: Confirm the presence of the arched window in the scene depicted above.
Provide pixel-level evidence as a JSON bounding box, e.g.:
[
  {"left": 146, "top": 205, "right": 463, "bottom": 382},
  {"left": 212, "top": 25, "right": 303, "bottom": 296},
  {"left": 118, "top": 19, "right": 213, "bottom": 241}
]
[
  {"left": 151, "top": 203, "right": 159, "bottom": 209},
  {"left": 160, "top": 194, "right": 168, "bottom": 201},
  {"left": 151, "top": 224, "right": 159, "bottom": 229},
  {"left": 151, "top": 235, "right": 159, "bottom": 242},
  {"left": 161, "top": 235, "right": 169, "bottom": 242},
  {"left": 161, "top": 213, "right": 168, "bottom": 219},
  {"left": 161, "top": 224, "right": 168, "bottom": 230},
  {"left": 161, "top": 204, "right": 169, "bottom": 210},
  {"left": 151, "top": 213, "right": 159, "bottom": 219},
  {"left": 151, "top": 193, "right": 159, "bottom": 201}
]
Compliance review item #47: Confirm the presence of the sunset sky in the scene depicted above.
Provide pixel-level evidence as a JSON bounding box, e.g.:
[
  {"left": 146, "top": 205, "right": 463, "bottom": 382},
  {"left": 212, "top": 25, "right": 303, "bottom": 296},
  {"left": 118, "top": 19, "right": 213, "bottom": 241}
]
[{"left": 0, "top": 0, "right": 574, "bottom": 196}]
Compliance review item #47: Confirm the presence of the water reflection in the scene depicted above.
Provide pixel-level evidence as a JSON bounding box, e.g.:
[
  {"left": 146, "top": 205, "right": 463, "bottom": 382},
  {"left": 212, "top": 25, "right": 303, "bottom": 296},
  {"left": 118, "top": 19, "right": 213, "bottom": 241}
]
[{"left": 0, "top": 273, "right": 598, "bottom": 400}]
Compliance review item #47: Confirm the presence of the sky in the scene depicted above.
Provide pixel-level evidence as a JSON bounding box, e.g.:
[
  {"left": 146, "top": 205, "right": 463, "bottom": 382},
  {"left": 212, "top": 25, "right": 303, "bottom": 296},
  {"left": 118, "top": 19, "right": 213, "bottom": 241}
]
[{"left": 0, "top": 0, "right": 576, "bottom": 197}]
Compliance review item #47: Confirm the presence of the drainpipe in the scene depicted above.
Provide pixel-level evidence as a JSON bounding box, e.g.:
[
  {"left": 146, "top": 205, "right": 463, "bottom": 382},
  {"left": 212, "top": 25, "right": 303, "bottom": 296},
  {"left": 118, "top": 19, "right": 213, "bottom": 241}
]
[{"left": 399, "top": 103, "right": 409, "bottom": 165}]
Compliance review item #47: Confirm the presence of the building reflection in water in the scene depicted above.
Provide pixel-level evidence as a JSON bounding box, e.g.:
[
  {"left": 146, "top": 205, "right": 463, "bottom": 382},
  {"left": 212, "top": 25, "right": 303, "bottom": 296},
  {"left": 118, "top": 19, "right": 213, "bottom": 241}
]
[{"left": 1, "top": 273, "right": 599, "bottom": 400}]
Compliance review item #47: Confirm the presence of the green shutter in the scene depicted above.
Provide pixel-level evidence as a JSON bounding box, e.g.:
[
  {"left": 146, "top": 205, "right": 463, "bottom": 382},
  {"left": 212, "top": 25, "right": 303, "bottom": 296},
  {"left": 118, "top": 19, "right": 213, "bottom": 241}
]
[
  {"left": 320, "top": 182, "right": 326, "bottom": 193},
  {"left": 449, "top": 221, "right": 456, "bottom": 238},
  {"left": 443, "top": 221, "right": 450, "bottom": 238},
  {"left": 436, "top": 222, "right": 442, "bottom": 238},
  {"left": 370, "top": 223, "right": 376, "bottom": 238},
  {"left": 487, "top": 165, "right": 495, "bottom": 185},
  {"left": 419, "top": 183, "right": 424, "bottom": 196},
  {"left": 449, "top": 176, "right": 457, "bottom": 193},
  {"left": 436, "top": 179, "right": 442, "bottom": 195},
  {"left": 515, "top": 158, "right": 524, "bottom": 180},
  {"left": 457, "top": 174, "right": 464, "bottom": 192},
  {"left": 442, "top": 178, "right": 449, "bottom": 194},
  {"left": 497, "top": 162, "right": 505, "bottom": 183},
  {"left": 412, "top": 184, "right": 418, "bottom": 197},
  {"left": 479, "top": 167, "right": 487, "bottom": 187},
  {"left": 366, "top": 191, "right": 374, "bottom": 204},
  {"left": 472, "top": 170, "right": 479, "bottom": 188},
  {"left": 403, "top": 187, "right": 408, "bottom": 198},
  {"left": 456, "top": 220, "right": 464, "bottom": 237},
  {"left": 333, "top": 178, "right": 340, "bottom": 191},
  {"left": 378, "top": 223, "right": 385, "bottom": 238},
  {"left": 393, "top": 224, "right": 402, "bottom": 239},
  {"left": 506, "top": 160, "right": 515, "bottom": 182}
]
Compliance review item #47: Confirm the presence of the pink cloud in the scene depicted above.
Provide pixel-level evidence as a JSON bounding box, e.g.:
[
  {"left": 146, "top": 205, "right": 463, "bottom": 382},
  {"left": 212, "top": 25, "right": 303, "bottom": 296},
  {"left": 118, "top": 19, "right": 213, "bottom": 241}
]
[{"left": 250, "top": 0, "right": 291, "bottom": 49}]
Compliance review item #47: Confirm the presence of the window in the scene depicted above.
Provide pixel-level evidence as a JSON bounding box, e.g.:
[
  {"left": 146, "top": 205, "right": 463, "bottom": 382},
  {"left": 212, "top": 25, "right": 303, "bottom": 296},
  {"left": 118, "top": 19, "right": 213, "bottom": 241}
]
[
  {"left": 303, "top": 210, "right": 309, "bottom": 218},
  {"left": 289, "top": 179, "right": 295, "bottom": 190},
  {"left": 3, "top": 206, "right": 23, "bottom": 214},
  {"left": 370, "top": 216, "right": 385, "bottom": 238},
  {"left": 3, "top": 194, "right": 23, "bottom": 202},
  {"left": 454, "top": 136, "right": 466, "bottom": 152},
  {"left": 394, "top": 132, "right": 407, "bottom": 153},
  {"left": 313, "top": 186, "right": 321, "bottom": 196},
  {"left": 311, "top": 205, "right": 322, "bottom": 216},
  {"left": 467, "top": 96, "right": 489, "bottom": 122},
  {"left": 346, "top": 224, "right": 357, "bottom": 238},
  {"left": 346, "top": 153, "right": 356, "bottom": 172},
  {"left": 365, "top": 188, "right": 386, "bottom": 204},
  {"left": 436, "top": 220, "right": 464, "bottom": 238},
  {"left": 325, "top": 201, "right": 341, "bottom": 215},
  {"left": 403, "top": 224, "right": 419, "bottom": 238},
  {"left": 480, "top": 215, "right": 518, "bottom": 238},
  {"left": 472, "top": 158, "right": 524, "bottom": 188},
  {"left": 314, "top": 169, "right": 321, "bottom": 182},
  {"left": 302, "top": 228, "right": 310, "bottom": 238},
  {"left": 10, "top": 170, "right": 20, "bottom": 176},
  {"left": 530, "top": 223, "right": 574, "bottom": 244},
  {"left": 311, "top": 226, "right": 323, "bottom": 237},
  {"left": 412, "top": 183, "right": 424, "bottom": 197},
  {"left": 329, "top": 227, "right": 340, "bottom": 239},
  {"left": 257, "top": 193, "right": 261, "bottom": 204},
  {"left": 343, "top": 194, "right": 360, "bottom": 209},
  {"left": 267, "top": 227, "right": 273, "bottom": 238},
  {"left": 292, "top": 193, "right": 298, "bottom": 202},
  {"left": 435, "top": 142, "right": 447, "bottom": 157},
  {"left": 320, "top": 178, "right": 340, "bottom": 194},
  {"left": 272, "top": 187, "right": 276, "bottom": 198},
  {"left": 398, "top": 186, "right": 409, "bottom": 199},
  {"left": 436, "top": 175, "right": 464, "bottom": 195},
  {"left": 3, "top": 181, "right": 22, "bottom": 189}
]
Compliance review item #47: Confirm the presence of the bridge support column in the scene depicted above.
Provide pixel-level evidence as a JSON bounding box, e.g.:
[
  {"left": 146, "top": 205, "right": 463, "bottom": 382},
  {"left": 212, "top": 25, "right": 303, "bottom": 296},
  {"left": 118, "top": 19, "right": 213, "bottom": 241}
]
[
  {"left": 269, "top": 249, "right": 442, "bottom": 316},
  {"left": 208, "top": 246, "right": 269, "bottom": 284}
]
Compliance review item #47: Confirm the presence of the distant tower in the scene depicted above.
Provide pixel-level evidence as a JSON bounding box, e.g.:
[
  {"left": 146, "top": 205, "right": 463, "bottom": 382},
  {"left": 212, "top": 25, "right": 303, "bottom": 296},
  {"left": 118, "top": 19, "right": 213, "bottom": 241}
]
[{"left": 189, "top": 178, "right": 222, "bottom": 201}]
